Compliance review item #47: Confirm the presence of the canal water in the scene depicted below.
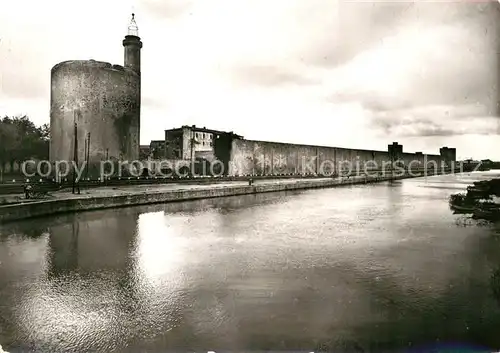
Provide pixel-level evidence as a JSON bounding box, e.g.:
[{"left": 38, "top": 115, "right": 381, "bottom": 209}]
[{"left": 1, "top": 172, "right": 500, "bottom": 353}]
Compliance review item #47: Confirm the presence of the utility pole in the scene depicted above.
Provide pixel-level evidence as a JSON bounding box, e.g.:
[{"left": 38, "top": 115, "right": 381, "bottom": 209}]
[
  {"left": 72, "top": 117, "right": 80, "bottom": 194},
  {"left": 83, "top": 137, "right": 87, "bottom": 186},
  {"left": 85, "top": 133, "right": 90, "bottom": 180},
  {"left": 84, "top": 138, "right": 87, "bottom": 169}
]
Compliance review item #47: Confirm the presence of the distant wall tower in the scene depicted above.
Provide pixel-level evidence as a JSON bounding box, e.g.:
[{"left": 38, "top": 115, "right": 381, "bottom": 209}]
[
  {"left": 123, "top": 14, "right": 143, "bottom": 75},
  {"left": 440, "top": 147, "right": 456, "bottom": 166}
]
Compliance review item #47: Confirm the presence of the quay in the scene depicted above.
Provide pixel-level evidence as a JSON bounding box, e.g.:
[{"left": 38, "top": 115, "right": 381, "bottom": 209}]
[{"left": 0, "top": 168, "right": 459, "bottom": 223}]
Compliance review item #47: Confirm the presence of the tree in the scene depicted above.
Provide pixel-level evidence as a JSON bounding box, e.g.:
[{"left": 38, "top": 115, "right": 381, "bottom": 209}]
[
  {"left": 40, "top": 123, "right": 50, "bottom": 141},
  {"left": 0, "top": 115, "right": 50, "bottom": 173},
  {"left": 0, "top": 120, "right": 19, "bottom": 167}
]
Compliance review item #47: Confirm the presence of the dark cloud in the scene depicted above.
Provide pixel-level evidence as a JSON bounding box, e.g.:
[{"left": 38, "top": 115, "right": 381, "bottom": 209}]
[
  {"left": 346, "top": 85, "right": 500, "bottom": 138},
  {"left": 330, "top": 92, "right": 413, "bottom": 113},
  {"left": 371, "top": 109, "right": 500, "bottom": 137},
  {"left": 389, "top": 121, "right": 498, "bottom": 138},
  {"left": 329, "top": 90, "right": 499, "bottom": 137},
  {"left": 323, "top": 1, "right": 499, "bottom": 139},
  {"left": 415, "top": 126, "right": 465, "bottom": 137},
  {"left": 231, "top": 64, "right": 319, "bottom": 87}
]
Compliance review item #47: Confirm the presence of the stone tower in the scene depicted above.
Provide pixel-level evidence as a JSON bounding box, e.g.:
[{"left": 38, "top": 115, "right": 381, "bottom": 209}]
[
  {"left": 50, "top": 14, "right": 143, "bottom": 179},
  {"left": 122, "top": 14, "right": 143, "bottom": 75}
]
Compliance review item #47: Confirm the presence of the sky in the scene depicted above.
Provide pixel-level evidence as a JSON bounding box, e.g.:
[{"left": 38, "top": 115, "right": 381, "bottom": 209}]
[{"left": 0, "top": 0, "right": 499, "bottom": 160}]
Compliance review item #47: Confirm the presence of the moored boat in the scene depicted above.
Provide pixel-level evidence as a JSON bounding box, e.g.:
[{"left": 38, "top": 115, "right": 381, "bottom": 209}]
[
  {"left": 450, "top": 204, "right": 475, "bottom": 213},
  {"left": 472, "top": 208, "right": 500, "bottom": 221}
]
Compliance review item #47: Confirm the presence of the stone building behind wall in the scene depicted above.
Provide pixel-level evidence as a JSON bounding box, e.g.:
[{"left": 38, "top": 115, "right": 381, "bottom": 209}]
[
  {"left": 164, "top": 125, "right": 243, "bottom": 162},
  {"left": 149, "top": 140, "right": 165, "bottom": 159},
  {"left": 139, "top": 145, "right": 150, "bottom": 160}
]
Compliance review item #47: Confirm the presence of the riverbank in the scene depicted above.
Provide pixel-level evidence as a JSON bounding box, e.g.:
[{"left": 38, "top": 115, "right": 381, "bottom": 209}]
[
  {"left": 449, "top": 178, "right": 500, "bottom": 222},
  {"left": 0, "top": 170, "right": 456, "bottom": 223}
]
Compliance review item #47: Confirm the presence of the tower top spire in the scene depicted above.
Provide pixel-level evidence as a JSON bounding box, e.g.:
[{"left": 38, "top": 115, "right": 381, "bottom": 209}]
[{"left": 128, "top": 13, "right": 139, "bottom": 37}]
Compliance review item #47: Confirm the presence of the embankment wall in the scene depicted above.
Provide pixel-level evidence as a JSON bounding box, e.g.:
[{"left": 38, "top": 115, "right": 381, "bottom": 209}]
[{"left": 0, "top": 169, "right": 456, "bottom": 223}]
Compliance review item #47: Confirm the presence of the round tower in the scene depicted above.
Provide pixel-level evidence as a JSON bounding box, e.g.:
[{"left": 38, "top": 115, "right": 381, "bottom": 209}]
[
  {"left": 50, "top": 60, "right": 140, "bottom": 166},
  {"left": 49, "top": 14, "right": 143, "bottom": 179},
  {"left": 122, "top": 14, "right": 142, "bottom": 75}
]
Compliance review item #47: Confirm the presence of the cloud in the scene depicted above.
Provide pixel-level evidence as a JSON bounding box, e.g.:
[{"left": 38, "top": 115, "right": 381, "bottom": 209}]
[
  {"left": 229, "top": 64, "right": 319, "bottom": 87},
  {"left": 328, "top": 93, "right": 498, "bottom": 137},
  {"left": 299, "top": 2, "right": 416, "bottom": 68},
  {"left": 300, "top": 2, "right": 498, "bottom": 68},
  {"left": 317, "top": 2, "right": 499, "bottom": 142},
  {"left": 372, "top": 107, "right": 499, "bottom": 137}
]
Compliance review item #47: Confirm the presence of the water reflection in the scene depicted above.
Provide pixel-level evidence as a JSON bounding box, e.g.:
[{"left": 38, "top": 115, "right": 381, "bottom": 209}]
[
  {"left": 46, "top": 217, "right": 79, "bottom": 276},
  {"left": 47, "top": 210, "right": 139, "bottom": 276},
  {"left": 1, "top": 175, "right": 500, "bottom": 351}
]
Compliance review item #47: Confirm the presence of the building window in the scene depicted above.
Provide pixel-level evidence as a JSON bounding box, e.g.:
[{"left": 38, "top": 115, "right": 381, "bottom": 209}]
[{"left": 210, "top": 142, "right": 213, "bottom": 147}]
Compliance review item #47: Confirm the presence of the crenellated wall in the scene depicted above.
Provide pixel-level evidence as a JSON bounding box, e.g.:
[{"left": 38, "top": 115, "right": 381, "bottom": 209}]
[{"left": 229, "top": 139, "right": 449, "bottom": 176}]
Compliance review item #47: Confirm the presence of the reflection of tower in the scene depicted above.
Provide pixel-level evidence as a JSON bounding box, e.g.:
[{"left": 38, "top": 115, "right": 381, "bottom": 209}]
[
  {"left": 43, "top": 209, "right": 145, "bottom": 348},
  {"left": 47, "top": 215, "right": 79, "bottom": 278},
  {"left": 46, "top": 210, "right": 140, "bottom": 276}
]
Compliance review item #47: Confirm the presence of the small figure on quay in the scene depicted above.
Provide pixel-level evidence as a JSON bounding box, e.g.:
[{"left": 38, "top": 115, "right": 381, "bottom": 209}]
[
  {"left": 248, "top": 177, "right": 253, "bottom": 186},
  {"left": 24, "top": 183, "right": 32, "bottom": 199}
]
